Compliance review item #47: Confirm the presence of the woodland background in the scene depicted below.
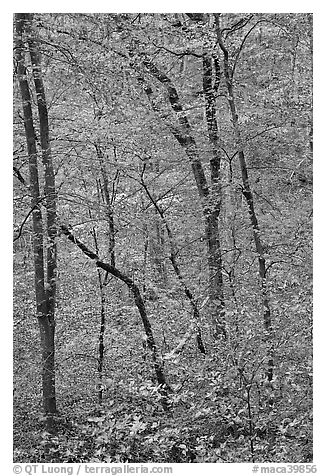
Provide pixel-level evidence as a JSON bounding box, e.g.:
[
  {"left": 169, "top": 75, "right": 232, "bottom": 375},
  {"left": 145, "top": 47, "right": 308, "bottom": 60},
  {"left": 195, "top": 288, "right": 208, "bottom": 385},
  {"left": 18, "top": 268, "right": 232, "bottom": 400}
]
[{"left": 13, "top": 12, "right": 312, "bottom": 463}]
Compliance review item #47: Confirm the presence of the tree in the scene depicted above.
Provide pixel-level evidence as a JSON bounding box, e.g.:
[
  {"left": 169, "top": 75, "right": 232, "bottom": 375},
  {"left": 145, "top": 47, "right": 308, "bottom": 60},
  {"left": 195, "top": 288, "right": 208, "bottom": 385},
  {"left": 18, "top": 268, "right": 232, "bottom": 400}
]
[
  {"left": 14, "top": 13, "right": 57, "bottom": 430},
  {"left": 215, "top": 13, "right": 273, "bottom": 380}
]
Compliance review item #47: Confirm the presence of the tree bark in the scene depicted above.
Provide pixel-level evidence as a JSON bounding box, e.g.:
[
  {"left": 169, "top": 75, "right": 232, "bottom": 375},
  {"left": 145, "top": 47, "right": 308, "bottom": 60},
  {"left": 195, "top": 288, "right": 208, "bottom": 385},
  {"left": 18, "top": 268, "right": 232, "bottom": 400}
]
[
  {"left": 14, "top": 13, "right": 57, "bottom": 426},
  {"left": 202, "top": 51, "right": 225, "bottom": 337}
]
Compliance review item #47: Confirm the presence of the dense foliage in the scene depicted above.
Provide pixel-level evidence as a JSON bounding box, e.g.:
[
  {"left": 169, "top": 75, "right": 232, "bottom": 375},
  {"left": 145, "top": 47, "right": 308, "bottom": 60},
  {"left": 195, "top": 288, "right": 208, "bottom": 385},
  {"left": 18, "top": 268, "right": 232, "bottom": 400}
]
[{"left": 13, "top": 13, "right": 312, "bottom": 463}]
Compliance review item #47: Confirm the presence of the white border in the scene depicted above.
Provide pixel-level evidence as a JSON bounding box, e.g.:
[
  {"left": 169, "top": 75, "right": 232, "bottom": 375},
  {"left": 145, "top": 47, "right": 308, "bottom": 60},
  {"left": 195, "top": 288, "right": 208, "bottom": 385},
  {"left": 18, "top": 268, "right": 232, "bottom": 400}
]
[{"left": 3, "top": 4, "right": 325, "bottom": 474}]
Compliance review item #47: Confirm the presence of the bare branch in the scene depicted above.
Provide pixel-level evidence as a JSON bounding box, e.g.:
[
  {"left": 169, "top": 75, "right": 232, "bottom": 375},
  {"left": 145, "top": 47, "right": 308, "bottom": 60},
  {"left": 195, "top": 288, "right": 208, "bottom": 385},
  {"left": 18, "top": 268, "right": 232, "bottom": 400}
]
[
  {"left": 153, "top": 42, "right": 203, "bottom": 58},
  {"left": 14, "top": 197, "right": 46, "bottom": 242}
]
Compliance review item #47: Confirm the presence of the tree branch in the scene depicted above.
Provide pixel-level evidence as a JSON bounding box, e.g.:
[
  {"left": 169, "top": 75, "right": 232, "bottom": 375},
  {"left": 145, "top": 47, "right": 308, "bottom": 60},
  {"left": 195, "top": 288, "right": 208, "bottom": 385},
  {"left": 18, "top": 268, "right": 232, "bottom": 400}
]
[
  {"left": 153, "top": 42, "right": 203, "bottom": 58},
  {"left": 60, "top": 224, "right": 171, "bottom": 398},
  {"left": 13, "top": 166, "right": 26, "bottom": 185},
  {"left": 14, "top": 199, "right": 46, "bottom": 242}
]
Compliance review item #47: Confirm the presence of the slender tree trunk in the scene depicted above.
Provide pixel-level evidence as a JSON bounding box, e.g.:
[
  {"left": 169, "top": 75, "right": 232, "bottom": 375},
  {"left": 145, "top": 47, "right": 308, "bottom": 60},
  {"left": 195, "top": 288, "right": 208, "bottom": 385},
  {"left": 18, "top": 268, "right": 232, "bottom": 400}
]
[
  {"left": 97, "top": 270, "right": 106, "bottom": 403},
  {"left": 95, "top": 144, "right": 116, "bottom": 267},
  {"left": 216, "top": 14, "right": 273, "bottom": 380},
  {"left": 14, "top": 13, "right": 57, "bottom": 426},
  {"left": 82, "top": 174, "right": 108, "bottom": 405},
  {"left": 202, "top": 51, "right": 225, "bottom": 337},
  {"left": 89, "top": 221, "right": 107, "bottom": 404},
  {"left": 223, "top": 157, "right": 241, "bottom": 328},
  {"left": 140, "top": 193, "right": 149, "bottom": 296},
  {"left": 93, "top": 146, "right": 117, "bottom": 402}
]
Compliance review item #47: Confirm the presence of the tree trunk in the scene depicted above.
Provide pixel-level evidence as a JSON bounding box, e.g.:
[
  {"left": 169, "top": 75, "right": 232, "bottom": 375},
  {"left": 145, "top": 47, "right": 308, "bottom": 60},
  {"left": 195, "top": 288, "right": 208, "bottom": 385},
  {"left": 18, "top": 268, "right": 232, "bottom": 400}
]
[
  {"left": 141, "top": 61, "right": 226, "bottom": 337},
  {"left": 97, "top": 271, "right": 106, "bottom": 403},
  {"left": 14, "top": 13, "right": 57, "bottom": 426},
  {"left": 95, "top": 144, "right": 116, "bottom": 268},
  {"left": 27, "top": 15, "right": 58, "bottom": 401},
  {"left": 202, "top": 52, "right": 225, "bottom": 337},
  {"left": 216, "top": 14, "right": 273, "bottom": 380},
  {"left": 90, "top": 224, "right": 107, "bottom": 404}
]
